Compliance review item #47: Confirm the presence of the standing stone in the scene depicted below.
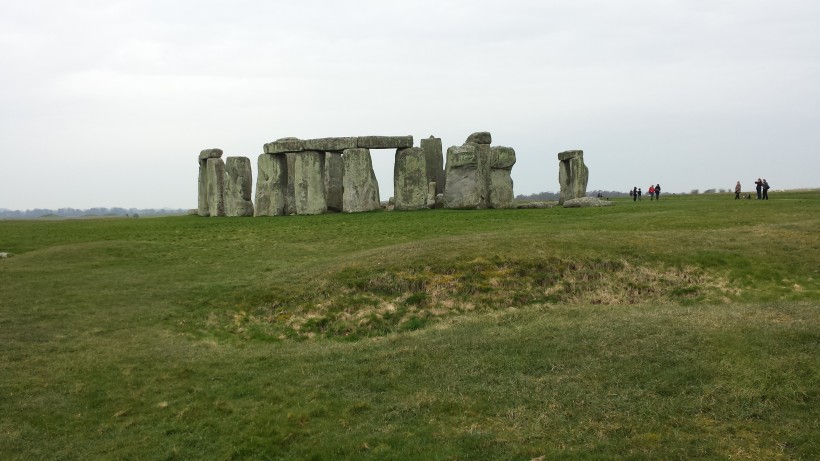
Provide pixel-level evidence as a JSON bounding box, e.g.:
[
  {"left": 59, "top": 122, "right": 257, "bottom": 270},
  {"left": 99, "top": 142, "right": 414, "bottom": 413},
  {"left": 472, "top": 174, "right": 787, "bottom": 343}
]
[
  {"left": 255, "top": 153, "right": 288, "bottom": 216},
  {"left": 197, "top": 148, "right": 223, "bottom": 217},
  {"left": 225, "top": 157, "right": 255, "bottom": 217},
  {"left": 206, "top": 158, "right": 226, "bottom": 217},
  {"left": 342, "top": 148, "right": 380, "bottom": 213},
  {"left": 420, "top": 136, "right": 445, "bottom": 195},
  {"left": 324, "top": 152, "right": 344, "bottom": 212},
  {"left": 488, "top": 146, "right": 516, "bottom": 208},
  {"left": 293, "top": 151, "right": 326, "bottom": 215},
  {"left": 558, "top": 150, "right": 589, "bottom": 205},
  {"left": 443, "top": 144, "right": 482, "bottom": 209},
  {"left": 394, "top": 147, "right": 428, "bottom": 211},
  {"left": 285, "top": 152, "right": 297, "bottom": 215}
]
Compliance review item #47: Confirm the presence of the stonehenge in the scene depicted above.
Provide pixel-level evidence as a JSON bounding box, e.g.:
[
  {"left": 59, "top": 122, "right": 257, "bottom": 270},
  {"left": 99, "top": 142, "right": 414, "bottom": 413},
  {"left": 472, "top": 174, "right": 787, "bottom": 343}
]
[
  {"left": 196, "top": 132, "right": 533, "bottom": 217},
  {"left": 558, "top": 150, "right": 589, "bottom": 205},
  {"left": 443, "top": 132, "right": 517, "bottom": 209}
]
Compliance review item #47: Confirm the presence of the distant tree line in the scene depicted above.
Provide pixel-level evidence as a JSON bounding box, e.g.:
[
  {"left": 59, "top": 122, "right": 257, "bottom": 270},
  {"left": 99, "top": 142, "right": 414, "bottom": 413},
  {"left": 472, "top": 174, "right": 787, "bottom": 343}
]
[{"left": 0, "top": 207, "right": 187, "bottom": 219}]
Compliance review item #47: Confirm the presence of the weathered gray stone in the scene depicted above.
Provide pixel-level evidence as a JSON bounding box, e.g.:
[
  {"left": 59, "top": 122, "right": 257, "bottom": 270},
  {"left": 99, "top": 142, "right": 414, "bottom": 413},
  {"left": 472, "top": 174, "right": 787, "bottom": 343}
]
[
  {"left": 443, "top": 144, "right": 483, "bottom": 209},
  {"left": 225, "top": 157, "right": 255, "bottom": 217},
  {"left": 199, "top": 148, "right": 223, "bottom": 161},
  {"left": 558, "top": 150, "right": 589, "bottom": 205},
  {"left": 465, "top": 131, "right": 492, "bottom": 145},
  {"left": 264, "top": 137, "right": 303, "bottom": 154},
  {"left": 293, "top": 151, "right": 326, "bottom": 215},
  {"left": 342, "top": 148, "right": 380, "bottom": 213},
  {"left": 394, "top": 147, "right": 428, "bottom": 210},
  {"left": 254, "top": 153, "right": 288, "bottom": 216},
  {"left": 198, "top": 162, "right": 209, "bottom": 216},
  {"left": 324, "top": 152, "right": 344, "bottom": 212},
  {"left": 516, "top": 201, "right": 556, "bottom": 209},
  {"left": 488, "top": 146, "right": 516, "bottom": 208},
  {"left": 427, "top": 182, "right": 437, "bottom": 208},
  {"left": 562, "top": 197, "right": 612, "bottom": 208},
  {"left": 197, "top": 149, "right": 224, "bottom": 216},
  {"left": 303, "top": 137, "right": 358, "bottom": 152},
  {"left": 357, "top": 136, "right": 414, "bottom": 149},
  {"left": 206, "top": 158, "right": 226, "bottom": 217},
  {"left": 420, "top": 136, "right": 445, "bottom": 195}
]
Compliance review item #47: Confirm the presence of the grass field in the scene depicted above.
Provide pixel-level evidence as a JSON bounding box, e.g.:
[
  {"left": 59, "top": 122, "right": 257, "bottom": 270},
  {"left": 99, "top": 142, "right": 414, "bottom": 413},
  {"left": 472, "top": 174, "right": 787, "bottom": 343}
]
[{"left": 1, "top": 191, "right": 819, "bottom": 460}]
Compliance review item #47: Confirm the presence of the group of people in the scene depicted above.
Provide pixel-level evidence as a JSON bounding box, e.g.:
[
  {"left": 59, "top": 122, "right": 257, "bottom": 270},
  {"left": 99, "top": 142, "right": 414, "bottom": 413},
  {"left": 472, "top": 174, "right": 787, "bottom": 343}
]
[
  {"left": 735, "top": 179, "right": 770, "bottom": 200},
  {"left": 630, "top": 184, "right": 661, "bottom": 201}
]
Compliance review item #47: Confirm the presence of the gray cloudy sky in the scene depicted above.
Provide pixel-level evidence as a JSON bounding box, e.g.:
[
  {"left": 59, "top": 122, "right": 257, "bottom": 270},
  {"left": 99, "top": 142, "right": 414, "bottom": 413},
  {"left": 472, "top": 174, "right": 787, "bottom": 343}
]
[{"left": 2, "top": 0, "right": 819, "bottom": 210}]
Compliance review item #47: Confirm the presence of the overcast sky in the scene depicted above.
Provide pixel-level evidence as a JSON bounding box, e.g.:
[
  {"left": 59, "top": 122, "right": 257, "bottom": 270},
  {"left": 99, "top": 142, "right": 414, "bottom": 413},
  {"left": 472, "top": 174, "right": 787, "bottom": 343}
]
[{"left": 2, "top": 0, "right": 818, "bottom": 210}]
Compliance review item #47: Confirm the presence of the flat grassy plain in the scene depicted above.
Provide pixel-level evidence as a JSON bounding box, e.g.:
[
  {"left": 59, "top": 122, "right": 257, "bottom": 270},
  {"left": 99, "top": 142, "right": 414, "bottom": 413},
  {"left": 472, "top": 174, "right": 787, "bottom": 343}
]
[{"left": 1, "top": 191, "right": 819, "bottom": 460}]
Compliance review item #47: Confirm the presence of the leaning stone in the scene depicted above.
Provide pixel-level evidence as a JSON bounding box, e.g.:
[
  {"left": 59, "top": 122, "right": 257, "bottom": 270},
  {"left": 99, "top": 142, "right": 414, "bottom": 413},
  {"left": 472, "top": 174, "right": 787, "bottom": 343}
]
[
  {"left": 342, "top": 148, "right": 380, "bottom": 213},
  {"left": 293, "top": 151, "right": 327, "bottom": 215},
  {"left": 558, "top": 150, "right": 589, "bottom": 205},
  {"left": 264, "top": 137, "right": 303, "bottom": 154},
  {"left": 420, "top": 136, "right": 445, "bottom": 195},
  {"left": 357, "top": 136, "right": 414, "bottom": 149},
  {"left": 562, "top": 197, "right": 613, "bottom": 208},
  {"left": 324, "top": 152, "right": 344, "bottom": 212},
  {"left": 206, "top": 158, "right": 226, "bottom": 217},
  {"left": 255, "top": 154, "right": 288, "bottom": 216},
  {"left": 303, "top": 137, "right": 358, "bottom": 152},
  {"left": 225, "top": 157, "right": 255, "bottom": 217},
  {"left": 465, "top": 132, "right": 492, "bottom": 145},
  {"left": 394, "top": 147, "right": 428, "bottom": 210}
]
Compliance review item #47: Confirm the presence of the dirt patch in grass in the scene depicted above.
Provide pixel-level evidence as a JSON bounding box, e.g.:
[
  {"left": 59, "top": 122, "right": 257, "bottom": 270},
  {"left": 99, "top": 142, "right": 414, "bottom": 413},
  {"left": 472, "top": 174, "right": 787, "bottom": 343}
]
[{"left": 222, "top": 257, "right": 739, "bottom": 341}]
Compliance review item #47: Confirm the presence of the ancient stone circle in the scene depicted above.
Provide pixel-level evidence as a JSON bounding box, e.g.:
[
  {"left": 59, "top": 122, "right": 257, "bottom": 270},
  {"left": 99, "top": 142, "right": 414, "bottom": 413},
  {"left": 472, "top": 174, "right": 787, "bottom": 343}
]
[{"left": 197, "top": 132, "right": 592, "bottom": 216}]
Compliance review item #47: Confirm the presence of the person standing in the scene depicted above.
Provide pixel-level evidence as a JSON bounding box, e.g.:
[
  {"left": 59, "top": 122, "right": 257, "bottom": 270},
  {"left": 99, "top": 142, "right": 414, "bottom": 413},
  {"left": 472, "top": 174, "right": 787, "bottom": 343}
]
[
  {"left": 638, "top": 188, "right": 642, "bottom": 201},
  {"left": 632, "top": 187, "right": 638, "bottom": 201},
  {"left": 755, "top": 178, "right": 763, "bottom": 199},
  {"left": 655, "top": 184, "right": 661, "bottom": 200},
  {"left": 762, "top": 179, "right": 770, "bottom": 200},
  {"left": 648, "top": 185, "right": 655, "bottom": 200},
  {"left": 734, "top": 181, "right": 741, "bottom": 199}
]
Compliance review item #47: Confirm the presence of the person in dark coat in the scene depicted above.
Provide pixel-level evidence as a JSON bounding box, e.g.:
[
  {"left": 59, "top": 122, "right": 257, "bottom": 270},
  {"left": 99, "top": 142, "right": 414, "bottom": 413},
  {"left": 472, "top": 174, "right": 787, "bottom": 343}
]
[
  {"left": 638, "top": 188, "right": 642, "bottom": 201},
  {"left": 655, "top": 184, "right": 661, "bottom": 200},
  {"left": 735, "top": 181, "right": 741, "bottom": 199},
  {"left": 755, "top": 178, "right": 763, "bottom": 199},
  {"left": 762, "top": 179, "right": 770, "bottom": 200},
  {"left": 632, "top": 187, "right": 638, "bottom": 201}
]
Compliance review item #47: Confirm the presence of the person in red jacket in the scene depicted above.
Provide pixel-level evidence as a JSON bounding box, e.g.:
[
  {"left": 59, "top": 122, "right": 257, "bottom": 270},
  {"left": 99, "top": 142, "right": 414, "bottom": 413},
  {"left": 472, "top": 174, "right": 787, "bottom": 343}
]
[{"left": 648, "top": 185, "right": 655, "bottom": 200}]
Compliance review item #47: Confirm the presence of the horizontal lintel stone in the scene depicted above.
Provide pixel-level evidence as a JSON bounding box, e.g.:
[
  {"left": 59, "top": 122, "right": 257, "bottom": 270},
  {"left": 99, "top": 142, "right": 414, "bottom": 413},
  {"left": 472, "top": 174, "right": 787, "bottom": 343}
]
[
  {"left": 357, "top": 136, "right": 414, "bottom": 149},
  {"left": 264, "top": 137, "right": 303, "bottom": 154},
  {"left": 199, "top": 148, "right": 223, "bottom": 160},
  {"left": 302, "top": 137, "right": 358, "bottom": 152},
  {"left": 558, "top": 150, "right": 584, "bottom": 161}
]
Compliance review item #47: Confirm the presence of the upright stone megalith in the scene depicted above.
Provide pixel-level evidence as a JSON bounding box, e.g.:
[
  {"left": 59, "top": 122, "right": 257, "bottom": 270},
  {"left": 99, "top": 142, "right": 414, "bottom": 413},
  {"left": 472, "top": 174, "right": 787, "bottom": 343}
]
[
  {"left": 420, "top": 136, "right": 445, "bottom": 195},
  {"left": 558, "top": 150, "right": 589, "bottom": 205},
  {"left": 394, "top": 147, "right": 428, "bottom": 210},
  {"left": 255, "top": 153, "right": 288, "bottom": 216},
  {"left": 206, "top": 158, "right": 226, "bottom": 217},
  {"left": 324, "top": 152, "right": 344, "bottom": 212},
  {"left": 225, "top": 157, "right": 255, "bottom": 217},
  {"left": 342, "top": 148, "right": 380, "bottom": 213},
  {"left": 488, "top": 146, "right": 516, "bottom": 209},
  {"left": 443, "top": 143, "right": 481, "bottom": 209},
  {"left": 293, "top": 151, "right": 326, "bottom": 215},
  {"left": 443, "top": 132, "right": 516, "bottom": 209},
  {"left": 197, "top": 148, "right": 223, "bottom": 217}
]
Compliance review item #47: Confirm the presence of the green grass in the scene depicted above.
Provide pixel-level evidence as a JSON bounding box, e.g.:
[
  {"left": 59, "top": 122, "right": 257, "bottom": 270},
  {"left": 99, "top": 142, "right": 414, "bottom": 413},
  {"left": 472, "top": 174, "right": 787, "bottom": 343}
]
[{"left": 1, "top": 191, "right": 819, "bottom": 459}]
